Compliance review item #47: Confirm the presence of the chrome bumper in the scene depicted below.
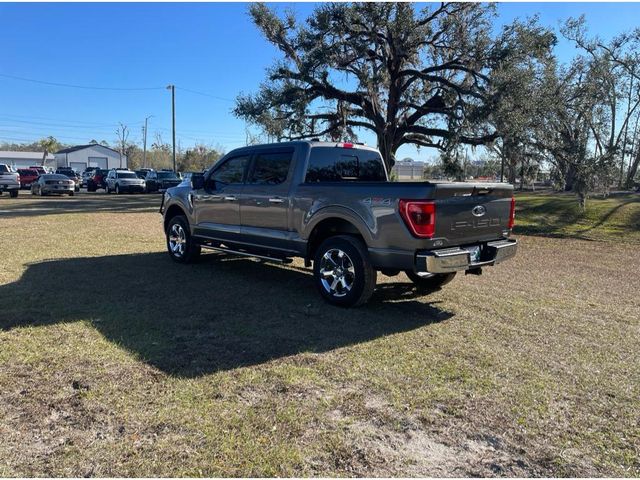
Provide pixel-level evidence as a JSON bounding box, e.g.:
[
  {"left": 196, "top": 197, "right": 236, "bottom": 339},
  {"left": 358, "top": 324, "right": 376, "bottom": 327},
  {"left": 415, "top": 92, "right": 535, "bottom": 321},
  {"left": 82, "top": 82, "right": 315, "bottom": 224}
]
[{"left": 416, "top": 239, "right": 517, "bottom": 274}]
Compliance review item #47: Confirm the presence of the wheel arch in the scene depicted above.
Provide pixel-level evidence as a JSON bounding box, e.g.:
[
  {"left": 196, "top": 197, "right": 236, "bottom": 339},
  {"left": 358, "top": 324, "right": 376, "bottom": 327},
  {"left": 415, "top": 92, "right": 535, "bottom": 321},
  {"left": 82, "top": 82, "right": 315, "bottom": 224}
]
[
  {"left": 163, "top": 204, "right": 188, "bottom": 233},
  {"left": 305, "top": 211, "right": 372, "bottom": 261}
]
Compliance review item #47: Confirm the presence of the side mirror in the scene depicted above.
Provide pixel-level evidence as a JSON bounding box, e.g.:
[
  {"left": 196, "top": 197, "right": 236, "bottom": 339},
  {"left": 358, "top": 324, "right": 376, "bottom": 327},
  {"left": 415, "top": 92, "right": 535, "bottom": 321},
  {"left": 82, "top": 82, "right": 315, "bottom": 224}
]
[{"left": 191, "top": 173, "right": 205, "bottom": 190}]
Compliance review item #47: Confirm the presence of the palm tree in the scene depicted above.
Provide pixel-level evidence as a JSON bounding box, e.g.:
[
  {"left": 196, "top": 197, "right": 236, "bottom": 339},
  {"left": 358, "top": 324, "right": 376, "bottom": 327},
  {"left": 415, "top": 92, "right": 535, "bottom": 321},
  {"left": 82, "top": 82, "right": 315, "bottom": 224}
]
[{"left": 38, "top": 136, "right": 60, "bottom": 167}]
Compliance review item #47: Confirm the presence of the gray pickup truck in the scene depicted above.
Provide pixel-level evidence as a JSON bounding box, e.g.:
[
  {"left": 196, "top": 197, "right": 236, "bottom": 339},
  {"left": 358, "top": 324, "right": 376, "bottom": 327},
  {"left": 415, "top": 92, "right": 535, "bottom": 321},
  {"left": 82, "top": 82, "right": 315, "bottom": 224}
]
[
  {"left": 0, "top": 164, "right": 20, "bottom": 198},
  {"left": 161, "top": 141, "right": 517, "bottom": 307}
]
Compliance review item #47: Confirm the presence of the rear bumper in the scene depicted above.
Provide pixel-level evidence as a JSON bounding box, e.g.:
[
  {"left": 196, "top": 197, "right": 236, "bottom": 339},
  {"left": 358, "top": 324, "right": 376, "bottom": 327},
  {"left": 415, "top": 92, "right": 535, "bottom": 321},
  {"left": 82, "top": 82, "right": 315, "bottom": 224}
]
[
  {"left": 416, "top": 239, "right": 517, "bottom": 273},
  {"left": 119, "top": 185, "right": 145, "bottom": 192},
  {"left": 0, "top": 183, "right": 19, "bottom": 191},
  {"left": 43, "top": 186, "right": 74, "bottom": 194}
]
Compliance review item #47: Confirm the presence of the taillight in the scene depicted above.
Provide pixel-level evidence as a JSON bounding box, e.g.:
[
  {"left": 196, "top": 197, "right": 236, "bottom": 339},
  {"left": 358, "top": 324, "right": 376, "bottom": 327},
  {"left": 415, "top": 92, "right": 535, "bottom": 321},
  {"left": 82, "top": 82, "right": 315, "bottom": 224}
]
[
  {"left": 338, "top": 142, "right": 353, "bottom": 148},
  {"left": 398, "top": 200, "right": 436, "bottom": 238},
  {"left": 508, "top": 196, "right": 516, "bottom": 229}
]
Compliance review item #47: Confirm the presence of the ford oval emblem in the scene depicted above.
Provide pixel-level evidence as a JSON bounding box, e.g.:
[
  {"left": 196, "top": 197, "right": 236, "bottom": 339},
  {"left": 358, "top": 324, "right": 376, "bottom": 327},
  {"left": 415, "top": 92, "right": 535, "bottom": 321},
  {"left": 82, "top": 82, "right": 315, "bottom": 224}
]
[{"left": 472, "top": 205, "right": 486, "bottom": 217}]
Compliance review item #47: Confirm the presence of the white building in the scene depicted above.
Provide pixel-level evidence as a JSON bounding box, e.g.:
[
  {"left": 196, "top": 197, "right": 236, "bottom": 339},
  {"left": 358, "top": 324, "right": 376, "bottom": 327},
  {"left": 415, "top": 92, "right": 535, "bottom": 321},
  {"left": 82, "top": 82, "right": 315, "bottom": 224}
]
[
  {"left": 0, "top": 151, "right": 56, "bottom": 170},
  {"left": 54, "top": 144, "right": 127, "bottom": 172},
  {"left": 391, "top": 158, "right": 425, "bottom": 181}
]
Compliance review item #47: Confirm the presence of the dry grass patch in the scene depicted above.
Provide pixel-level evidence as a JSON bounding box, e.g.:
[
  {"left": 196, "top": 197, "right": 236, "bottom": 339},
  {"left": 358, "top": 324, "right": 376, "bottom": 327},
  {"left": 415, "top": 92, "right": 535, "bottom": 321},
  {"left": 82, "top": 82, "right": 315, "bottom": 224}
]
[{"left": 0, "top": 191, "right": 638, "bottom": 476}]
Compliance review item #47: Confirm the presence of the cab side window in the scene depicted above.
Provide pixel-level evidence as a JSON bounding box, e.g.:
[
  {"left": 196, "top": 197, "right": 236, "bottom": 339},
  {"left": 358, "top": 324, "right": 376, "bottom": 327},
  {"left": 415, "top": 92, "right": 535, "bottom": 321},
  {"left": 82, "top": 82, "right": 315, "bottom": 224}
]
[
  {"left": 247, "top": 151, "right": 293, "bottom": 185},
  {"left": 207, "top": 155, "right": 250, "bottom": 190}
]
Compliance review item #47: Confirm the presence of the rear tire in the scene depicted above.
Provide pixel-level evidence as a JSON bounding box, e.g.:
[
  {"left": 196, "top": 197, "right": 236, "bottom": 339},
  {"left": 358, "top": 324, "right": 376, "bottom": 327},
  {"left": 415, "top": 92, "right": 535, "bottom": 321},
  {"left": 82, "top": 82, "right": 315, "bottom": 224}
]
[
  {"left": 69, "top": 191, "right": 74, "bottom": 196},
  {"left": 166, "top": 215, "right": 201, "bottom": 263},
  {"left": 405, "top": 270, "right": 456, "bottom": 291},
  {"left": 313, "top": 235, "right": 376, "bottom": 307},
  {"left": 9, "top": 190, "right": 18, "bottom": 198}
]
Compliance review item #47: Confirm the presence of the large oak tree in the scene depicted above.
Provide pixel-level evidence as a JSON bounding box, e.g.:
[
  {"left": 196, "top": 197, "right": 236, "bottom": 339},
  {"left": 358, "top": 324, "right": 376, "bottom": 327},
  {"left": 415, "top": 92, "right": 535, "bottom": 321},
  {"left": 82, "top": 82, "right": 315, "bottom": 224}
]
[{"left": 234, "top": 2, "right": 553, "bottom": 170}]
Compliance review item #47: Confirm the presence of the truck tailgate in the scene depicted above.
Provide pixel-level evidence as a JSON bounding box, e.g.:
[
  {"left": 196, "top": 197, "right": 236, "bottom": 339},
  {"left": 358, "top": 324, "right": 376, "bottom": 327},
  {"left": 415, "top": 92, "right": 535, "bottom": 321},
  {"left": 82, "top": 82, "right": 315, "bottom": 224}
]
[{"left": 432, "top": 183, "right": 513, "bottom": 245}]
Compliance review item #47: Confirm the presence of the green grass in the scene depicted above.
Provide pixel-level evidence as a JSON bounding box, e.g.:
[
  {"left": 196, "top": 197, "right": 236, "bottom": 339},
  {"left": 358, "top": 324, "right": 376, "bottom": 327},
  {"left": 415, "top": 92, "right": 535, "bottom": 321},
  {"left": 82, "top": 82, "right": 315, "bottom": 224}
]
[
  {"left": 0, "top": 191, "right": 638, "bottom": 476},
  {"left": 515, "top": 191, "right": 640, "bottom": 243}
]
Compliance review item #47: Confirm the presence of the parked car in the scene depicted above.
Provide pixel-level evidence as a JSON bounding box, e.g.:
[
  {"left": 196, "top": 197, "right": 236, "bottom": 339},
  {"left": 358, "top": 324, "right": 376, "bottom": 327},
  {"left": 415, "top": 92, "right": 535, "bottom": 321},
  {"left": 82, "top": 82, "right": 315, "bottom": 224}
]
[
  {"left": 160, "top": 141, "right": 518, "bottom": 307},
  {"left": 105, "top": 169, "right": 146, "bottom": 194},
  {"left": 0, "top": 164, "right": 20, "bottom": 198},
  {"left": 81, "top": 167, "right": 97, "bottom": 187},
  {"left": 31, "top": 174, "right": 75, "bottom": 196},
  {"left": 86, "top": 168, "right": 109, "bottom": 192},
  {"left": 55, "top": 168, "right": 81, "bottom": 192},
  {"left": 17, "top": 169, "right": 39, "bottom": 189},
  {"left": 145, "top": 170, "right": 181, "bottom": 193},
  {"left": 29, "top": 166, "right": 47, "bottom": 176}
]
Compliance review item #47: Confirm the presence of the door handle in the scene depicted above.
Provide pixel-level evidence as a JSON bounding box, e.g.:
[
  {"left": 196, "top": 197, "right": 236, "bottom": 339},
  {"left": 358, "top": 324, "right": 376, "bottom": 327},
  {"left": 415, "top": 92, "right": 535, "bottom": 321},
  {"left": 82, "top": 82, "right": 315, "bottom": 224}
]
[
  {"left": 224, "top": 195, "right": 237, "bottom": 201},
  {"left": 196, "top": 194, "right": 211, "bottom": 200},
  {"left": 268, "top": 197, "right": 285, "bottom": 204}
]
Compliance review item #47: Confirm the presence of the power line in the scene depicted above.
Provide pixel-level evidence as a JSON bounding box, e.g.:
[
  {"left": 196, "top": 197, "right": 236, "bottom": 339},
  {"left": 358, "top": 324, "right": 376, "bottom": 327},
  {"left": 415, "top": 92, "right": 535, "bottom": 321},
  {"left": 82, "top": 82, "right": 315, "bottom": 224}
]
[
  {"left": 0, "top": 73, "right": 236, "bottom": 102},
  {"left": 0, "top": 118, "right": 128, "bottom": 131},
  {"left": 0, "top": 73, "right": 165, "bottom": 91},
  {"left": 176, "top": 86, "right": 234, "bottom": 102}
]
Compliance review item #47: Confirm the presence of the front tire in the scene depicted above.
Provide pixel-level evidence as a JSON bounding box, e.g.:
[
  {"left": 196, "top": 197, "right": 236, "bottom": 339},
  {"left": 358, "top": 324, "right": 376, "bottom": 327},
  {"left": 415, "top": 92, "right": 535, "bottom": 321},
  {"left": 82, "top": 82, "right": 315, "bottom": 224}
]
[
  {"left": 313, "top": 235, "right": 377, "bottom": 307},
  {"left": 405, "top": 270, "right": 456, "bottom": 291},
  {"left": 115, "top": 184, "right": 120, "bottom": 195},
  {"left": 166, "top": 215, "right": 201, "bottom": 263}
]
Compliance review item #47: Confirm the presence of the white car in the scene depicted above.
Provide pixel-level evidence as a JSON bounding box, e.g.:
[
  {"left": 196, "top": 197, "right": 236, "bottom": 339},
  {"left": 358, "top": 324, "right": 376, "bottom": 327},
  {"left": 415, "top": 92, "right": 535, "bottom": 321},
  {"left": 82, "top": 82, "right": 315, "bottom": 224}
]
[
  {"left": 0, "top": 164, "right": 20, "bottom": 198},
  {"left": 105, "top": 169, "right": 146, "bottom": 194}
]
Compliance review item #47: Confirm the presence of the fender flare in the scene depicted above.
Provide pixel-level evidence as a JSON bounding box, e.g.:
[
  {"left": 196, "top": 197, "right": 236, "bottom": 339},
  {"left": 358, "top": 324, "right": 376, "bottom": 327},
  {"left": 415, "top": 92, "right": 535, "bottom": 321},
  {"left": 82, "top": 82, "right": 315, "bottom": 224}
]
[{"left": 302, "top": 205, "right": 374, "bottom": 245}]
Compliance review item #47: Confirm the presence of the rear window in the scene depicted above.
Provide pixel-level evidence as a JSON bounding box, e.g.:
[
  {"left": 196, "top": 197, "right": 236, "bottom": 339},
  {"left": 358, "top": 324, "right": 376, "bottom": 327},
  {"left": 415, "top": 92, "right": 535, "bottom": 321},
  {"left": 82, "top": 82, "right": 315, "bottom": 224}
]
[
  {"left": 305, "top": 147, "right": 386, "bottom": 182},
  {"left": 0, "top": 164, "right": 11, "bottom": 173},
  {"left": 118, "top": 172, "right": 138, "bottom": 179},
  {"left": 158, "top": 172, "right": 177, "bottom": 179}
]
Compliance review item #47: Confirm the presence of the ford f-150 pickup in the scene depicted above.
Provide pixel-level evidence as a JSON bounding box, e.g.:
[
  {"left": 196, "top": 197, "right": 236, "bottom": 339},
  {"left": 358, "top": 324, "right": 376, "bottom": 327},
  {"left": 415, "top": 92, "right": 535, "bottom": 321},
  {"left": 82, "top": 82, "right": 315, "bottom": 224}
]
[
  {"left": 160, "top": 141, "right": 517, "bottom": 307},
  {"left": 0, "top": 164, "right": 20, "bottom": 198}
]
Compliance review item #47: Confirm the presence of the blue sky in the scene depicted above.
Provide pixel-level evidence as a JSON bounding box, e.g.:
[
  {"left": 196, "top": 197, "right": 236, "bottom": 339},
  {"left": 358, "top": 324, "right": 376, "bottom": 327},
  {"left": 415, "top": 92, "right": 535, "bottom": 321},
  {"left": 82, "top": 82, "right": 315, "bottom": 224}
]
[{"left": 1, "top": 2, "right": 639, "bottom": 161}]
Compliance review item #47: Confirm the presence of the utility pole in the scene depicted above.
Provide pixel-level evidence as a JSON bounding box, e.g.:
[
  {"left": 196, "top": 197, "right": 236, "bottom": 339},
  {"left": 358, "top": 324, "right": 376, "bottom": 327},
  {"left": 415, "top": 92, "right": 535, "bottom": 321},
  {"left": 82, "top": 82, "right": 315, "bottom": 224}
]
[
  {"left": 167, "top": 84, "right": 176, "bottom": 172},
  {"left": 142, "top": 115, "right": 153, "bottom": 168}
]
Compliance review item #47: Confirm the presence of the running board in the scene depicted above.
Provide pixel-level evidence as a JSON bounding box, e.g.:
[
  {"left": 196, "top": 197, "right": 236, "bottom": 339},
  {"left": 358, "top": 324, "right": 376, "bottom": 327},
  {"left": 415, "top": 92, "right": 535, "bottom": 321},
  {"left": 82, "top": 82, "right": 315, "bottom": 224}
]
[{"left": 200, "top": 243, "right": 293, "bottom": 264}]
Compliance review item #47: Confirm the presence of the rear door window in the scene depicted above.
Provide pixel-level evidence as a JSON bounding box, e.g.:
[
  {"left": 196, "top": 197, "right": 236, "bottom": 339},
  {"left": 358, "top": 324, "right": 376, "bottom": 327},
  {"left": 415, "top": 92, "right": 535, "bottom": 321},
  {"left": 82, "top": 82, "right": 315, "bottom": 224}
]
[
  {"left": 305, "top": 147, "right": 386, "bottom": 182},
  {"left": 247, "top": 151, "right": 293, "bottom": 185}
]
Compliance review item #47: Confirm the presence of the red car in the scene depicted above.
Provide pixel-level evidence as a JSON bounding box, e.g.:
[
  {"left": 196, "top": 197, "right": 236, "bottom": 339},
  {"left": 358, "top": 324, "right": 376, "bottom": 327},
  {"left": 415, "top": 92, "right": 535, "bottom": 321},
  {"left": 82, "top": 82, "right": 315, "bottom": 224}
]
[
  {"left": 17, "top": 169, "right": 39, "bottom": 189},
  {"left": 29, "top": 166, "right": 47, "bottom": 176},
  {"left": 87, "top": 168, "right": 109, "bottom": 192}
]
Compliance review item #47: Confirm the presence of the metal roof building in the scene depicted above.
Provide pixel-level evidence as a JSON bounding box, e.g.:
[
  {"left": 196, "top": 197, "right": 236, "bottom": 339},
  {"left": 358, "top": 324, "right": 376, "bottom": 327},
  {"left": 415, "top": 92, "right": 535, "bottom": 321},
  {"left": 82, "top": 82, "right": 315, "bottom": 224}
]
[
  {"left": 54, "top": 144, "right": 127, "bottom": 171},
  {"left": 0, "top": 151, "right": 56, "bottom": 170}
]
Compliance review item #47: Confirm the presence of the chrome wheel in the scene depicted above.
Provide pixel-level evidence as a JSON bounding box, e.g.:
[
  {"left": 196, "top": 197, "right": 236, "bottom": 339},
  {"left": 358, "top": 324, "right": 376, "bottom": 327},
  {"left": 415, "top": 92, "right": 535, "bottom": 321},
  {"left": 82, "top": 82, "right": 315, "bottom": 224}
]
[
  {"left": 168, "top": 223, "right": 186, "bottom": 257},
  {"left": 318, "top": 248, "right": 355, "bottom": 297}
]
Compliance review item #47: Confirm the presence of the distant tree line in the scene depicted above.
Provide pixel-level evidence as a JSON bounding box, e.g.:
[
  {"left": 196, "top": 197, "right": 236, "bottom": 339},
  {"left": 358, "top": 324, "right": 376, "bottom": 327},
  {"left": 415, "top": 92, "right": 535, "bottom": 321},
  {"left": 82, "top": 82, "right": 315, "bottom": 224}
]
[
  {"left": 0, "top": 135, "right": 223, "bottom": 173},
  {"left": 235, "top": 2, "right": 640, "bottom": 208}
]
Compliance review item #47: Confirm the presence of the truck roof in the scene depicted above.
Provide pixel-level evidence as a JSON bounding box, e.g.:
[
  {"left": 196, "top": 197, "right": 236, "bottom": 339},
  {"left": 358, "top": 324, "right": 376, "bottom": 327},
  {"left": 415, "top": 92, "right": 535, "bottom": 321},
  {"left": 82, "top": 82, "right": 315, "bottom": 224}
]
[{"left": 227, "top": 140, "right": 380, "bottom": 155}]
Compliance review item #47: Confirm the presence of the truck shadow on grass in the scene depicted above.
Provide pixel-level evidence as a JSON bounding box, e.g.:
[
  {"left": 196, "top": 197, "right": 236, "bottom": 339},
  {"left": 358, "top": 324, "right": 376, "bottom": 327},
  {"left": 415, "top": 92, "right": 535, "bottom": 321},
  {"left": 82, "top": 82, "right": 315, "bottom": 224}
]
[{"left": 0, "top": 252, "right": 453, "bottom": 377}]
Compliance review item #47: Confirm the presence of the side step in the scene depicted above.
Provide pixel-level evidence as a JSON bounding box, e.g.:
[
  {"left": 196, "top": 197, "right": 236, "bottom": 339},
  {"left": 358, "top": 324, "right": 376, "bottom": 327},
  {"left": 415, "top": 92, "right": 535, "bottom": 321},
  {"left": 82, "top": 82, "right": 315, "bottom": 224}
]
[{"left": 200, "top": 242, "right": 293, "bottom": 264}]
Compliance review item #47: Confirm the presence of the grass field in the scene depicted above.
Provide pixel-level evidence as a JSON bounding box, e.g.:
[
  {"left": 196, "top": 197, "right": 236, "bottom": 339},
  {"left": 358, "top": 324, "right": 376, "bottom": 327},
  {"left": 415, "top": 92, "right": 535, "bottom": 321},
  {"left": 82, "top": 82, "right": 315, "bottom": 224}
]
[
  {"left": 515, "top": 191, "right": 640, "bottom": 243},
  {"left": 0, "top": 190, "right": 638, "bottom": 476}
]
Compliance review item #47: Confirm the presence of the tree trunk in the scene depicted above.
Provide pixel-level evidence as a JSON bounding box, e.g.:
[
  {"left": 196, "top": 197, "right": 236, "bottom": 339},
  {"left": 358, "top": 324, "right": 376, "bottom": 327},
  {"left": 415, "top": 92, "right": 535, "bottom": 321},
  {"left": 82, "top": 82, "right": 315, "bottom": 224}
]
[
  {"left": 378, "top": 133, "right": 396, "bottom": 174},
  {"left": 577, "top": 191, "right": 587, "bottom": 210},
  {"left": 565, "top": 164, "right": 577, "bottom": 191},
  {"left": 626, "top": 147, "right": 640, "bottom": 188}
]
